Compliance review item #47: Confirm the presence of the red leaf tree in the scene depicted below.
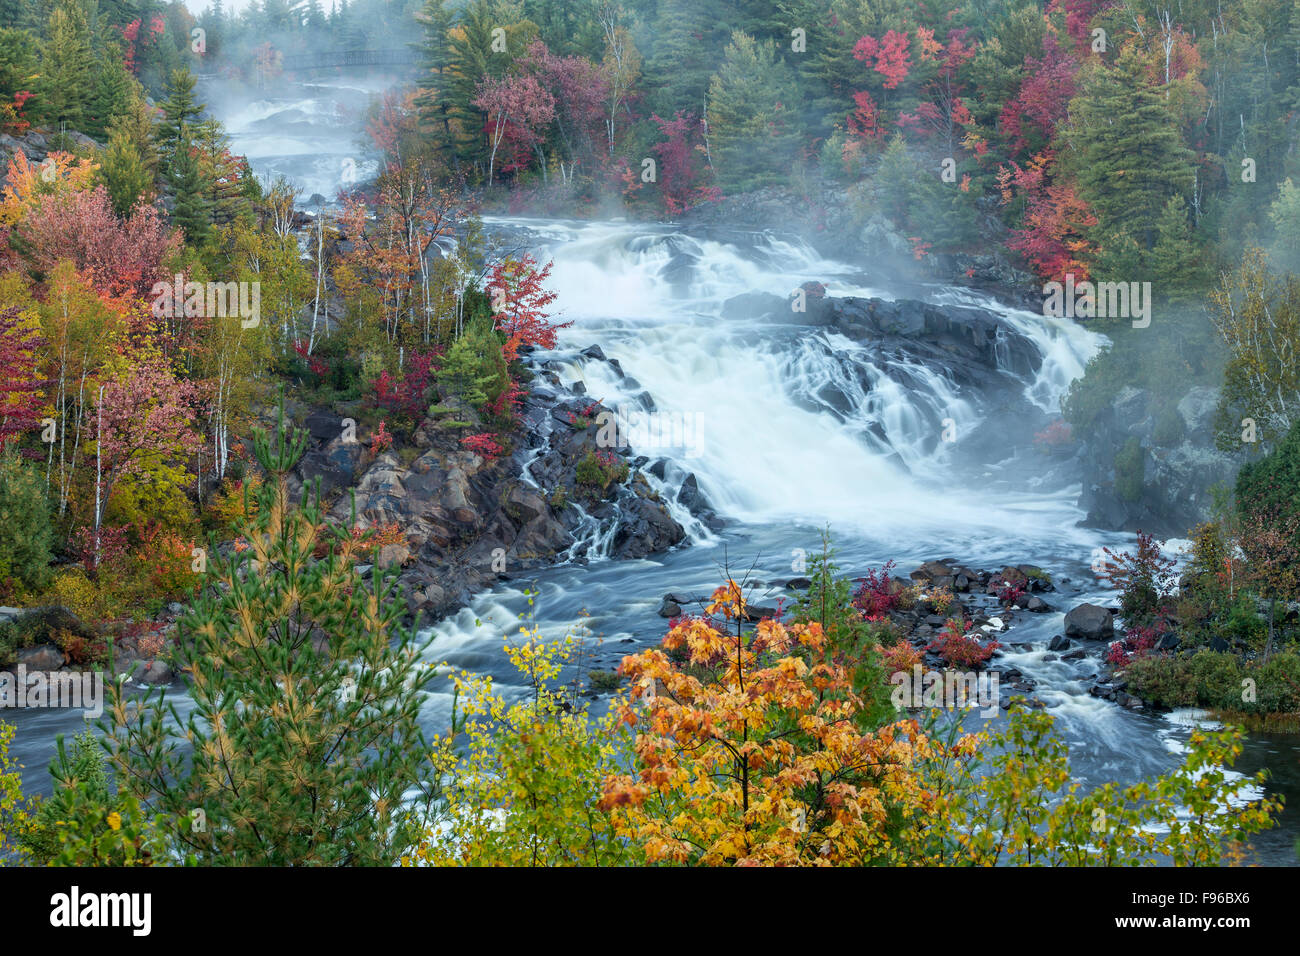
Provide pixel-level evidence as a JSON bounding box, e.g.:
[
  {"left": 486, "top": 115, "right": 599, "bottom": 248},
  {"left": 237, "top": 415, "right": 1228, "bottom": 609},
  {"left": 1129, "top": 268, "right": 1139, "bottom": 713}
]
[
  {"left": 0, "top": 305, "right": 45, "bottom": 455},
  {"left": 486, "top": 254, "right": 568, "bottom": 362},
  {"left": 20, "top": 186, "right": 180, "bottom": 299}
]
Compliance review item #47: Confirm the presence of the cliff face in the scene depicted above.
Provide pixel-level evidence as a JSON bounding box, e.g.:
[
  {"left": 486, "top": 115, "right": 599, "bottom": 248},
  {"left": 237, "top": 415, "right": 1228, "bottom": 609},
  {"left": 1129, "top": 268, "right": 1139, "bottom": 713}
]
[{"left": 1076, "top": 384, "right": 1242, "bottom": 537}]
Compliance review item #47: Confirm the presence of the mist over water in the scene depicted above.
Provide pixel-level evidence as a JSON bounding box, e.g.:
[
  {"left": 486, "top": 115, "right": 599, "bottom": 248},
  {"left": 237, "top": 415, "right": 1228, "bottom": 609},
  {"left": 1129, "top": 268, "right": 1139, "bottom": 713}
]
[{"left": 199, "top": 73, "right": 392, "bottom": 200}]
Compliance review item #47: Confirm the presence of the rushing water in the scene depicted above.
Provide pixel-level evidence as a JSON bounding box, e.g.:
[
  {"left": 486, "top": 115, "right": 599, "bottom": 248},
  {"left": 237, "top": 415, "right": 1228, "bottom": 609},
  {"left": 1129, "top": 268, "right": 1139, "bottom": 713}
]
[{"left": 7, "top": 75, "right": 1298, "bottom": 864}]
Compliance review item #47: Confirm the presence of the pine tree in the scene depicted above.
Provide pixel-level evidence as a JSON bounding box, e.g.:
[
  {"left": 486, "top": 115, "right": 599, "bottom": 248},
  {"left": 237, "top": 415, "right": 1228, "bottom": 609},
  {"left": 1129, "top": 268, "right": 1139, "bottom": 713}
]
[
  {"left": 169, "top": 129, "right": 213, "bottom": 245},
  {"left": 86, "top": 48, "right": 133, "bottom": 140},
  {"left": 1070, "top": 47, "right": 1196, "bottom": 251},
  {"left": 414, "top": 0, "right": 458, "bottom": 171},
  {"left": 0, "top": 450, "right": 53, "bottom": 592},
  {"left": 706, "top": 30, "right": 800, "bottom": 192},
  {"left": 647, "top": 0, "right": 719, "bottom": 119},
  {"left": 0, "top": 26, "right": 38, "bottom": 106},
  {"left": 99, "top": 122, "right": 153, "bottom": 216},
  {"left": 115, "top": 83, "right": 160, "bottom": 180},
  {"left": 446, "top": 0, "right": 509, "bottom": 176},
  {"left": 194, "top": 118, "right": 248, "bottom": 226},
  {"left": 36, "top": 0, "right": 93, "bottom": 128},
  {"left": 157, "top": 67, "right": 204, "bottom": 174},
  {"left": 435, "top": 316, "right": 507, "bottom": 424},
  {"left": 103, "top": 403, "right": 437, "bottom": 865},
  {"left": 1149, "top": 195, "right": 1208, "bottom": 300}
]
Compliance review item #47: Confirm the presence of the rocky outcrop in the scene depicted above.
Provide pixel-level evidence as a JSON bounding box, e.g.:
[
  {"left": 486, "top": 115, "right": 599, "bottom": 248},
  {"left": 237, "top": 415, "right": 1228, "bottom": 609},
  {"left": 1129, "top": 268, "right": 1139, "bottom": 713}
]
[
  {"left": 288, "top": 358, "right": 690, "bottom": 623},
  {"left": 1077, "top": 384, "right": 1242, "bottom": 536},
  {"left": 0, "top": 128, "right": 102, "bottom": 189}
]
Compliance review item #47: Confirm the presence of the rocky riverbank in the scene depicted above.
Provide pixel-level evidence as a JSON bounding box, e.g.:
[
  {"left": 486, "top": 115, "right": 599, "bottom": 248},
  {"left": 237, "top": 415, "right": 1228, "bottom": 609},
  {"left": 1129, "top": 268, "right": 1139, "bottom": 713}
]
[
  {"left": 639, "top": 557, "right": 1144, "bottom": 714},
  {"left": 294, "top": 349, "right": 704, "bottom": 624}
]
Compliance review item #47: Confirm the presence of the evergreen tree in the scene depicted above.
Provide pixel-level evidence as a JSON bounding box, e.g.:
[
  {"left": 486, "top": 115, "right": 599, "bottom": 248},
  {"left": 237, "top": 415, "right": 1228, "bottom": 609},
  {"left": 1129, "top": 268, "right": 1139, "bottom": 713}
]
[
  {"left": 157, "top": 67, "right": 204, "bottom": 173},
  {"left": 36, "top": 0, "right": 93, "bottom": 128},
  {"left": 706, "top": 30, "right": 800, "bottom": 192},
  {"left": 1149, "top": 195, "right": 1209, "bottom": 300},
  {"left": 414, "top": 0, "right": 458, "bottom": 171},
  {"left": 0, "top": 26, "right": 38, "bottom": 105},
  {"left": 86, "top": 47, "right": 133, "bottom": 140},
  {"left": 435, "top": 316, "right": 507, "bottom": 424},
  {"left": 103, "top": 404, "right": 437, "bottom": 865},
  {"left": 169, "top": 127, "right": 213, "bottom": 245},
  {"left": 194, "top": 118, "right": 248, "bottom": 226},
  {"left": 0, "top": 450, "right": 53, "bottom": 593},
  {"left": 446, "top": 0, "right": 510, "bottom": 176},
  {"left": 646, "top": 0, "right": 718, "bottom": 118},
  {"left": 99, "top": 121, "right": 153, "bottom": 216},
  {"left": 1070, "top": 47, "right": 1196, "bottom": 251},
  {"left": 115, "top": 82, "right": 160, "bottom": 180}
]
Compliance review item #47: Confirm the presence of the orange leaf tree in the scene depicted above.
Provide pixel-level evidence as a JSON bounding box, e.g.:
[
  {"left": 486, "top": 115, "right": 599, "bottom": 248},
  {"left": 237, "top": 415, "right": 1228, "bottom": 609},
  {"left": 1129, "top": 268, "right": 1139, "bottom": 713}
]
[{"left": 598, "top": 580, "right": 975, "bottom": 865}]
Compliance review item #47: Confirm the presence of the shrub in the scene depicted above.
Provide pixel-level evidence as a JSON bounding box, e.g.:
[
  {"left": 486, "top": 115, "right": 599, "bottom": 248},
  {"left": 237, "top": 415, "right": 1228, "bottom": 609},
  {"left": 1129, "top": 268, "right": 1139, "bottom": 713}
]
[
  {"left": 1125, "top": 649, "right": 1300, "bottom": 715},
  {"left": 928, "top": 618, "right": 998, "bottom": 668},
  {"left": 881, "top": 640, "right": 923, "bottom": 673},
  {"left": 851, "top": 561, "right": 899, "bottom": 619},
  {"left": 406, "top": 630, "right": 638, "bottom": 867},
  {"left": 0, "top": 720, "right": 31, "bottom": 861},
  {"left": 44, "top": 569, "right": 117, "bottom": 623},
  {"left": 575, "top": 449, "right": 628, "bottom": 492},
  {"left": 1114, "top": 436, "right": 1145, "bottom": 502},
  {"left": 1099, "top": 531, "right": 1177, "bottom": 626},
  {"left": 587, "top": 669, "right": 623, "bottom": 692},
  {"left": 1235, "top": 419, "right": 1300, "bottom": 599},
  {"left": 928, "top": 587, "right": 956, "bottom": 614},
  {"left": 205, "top": 476, "right": 261, "bottom": 533},
  {"left": 1152, "top": 406, "right": 1186, "bottom": 446}
]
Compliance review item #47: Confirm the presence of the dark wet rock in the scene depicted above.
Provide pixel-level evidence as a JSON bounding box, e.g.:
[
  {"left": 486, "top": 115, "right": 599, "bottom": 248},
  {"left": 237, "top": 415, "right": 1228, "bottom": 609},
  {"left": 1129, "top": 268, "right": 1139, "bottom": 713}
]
[
  {"left": 1065, "top": 603, "right": 1114, "bottom": 641},
  {"left": 1048, "top": 634, "right": 1071, "bottom": 652},
  {"left": 658, "top": 596, "right": 682, "bottom": 618}
]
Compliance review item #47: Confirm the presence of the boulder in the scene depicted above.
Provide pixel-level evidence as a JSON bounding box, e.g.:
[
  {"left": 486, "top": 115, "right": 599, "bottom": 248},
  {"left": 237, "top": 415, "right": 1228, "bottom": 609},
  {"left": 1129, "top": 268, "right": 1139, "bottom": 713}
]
[
  {"left": 1064, "top": 603, "right": 1114, "bottom": 641},
  {"left": 910, "top": 561, "right": 955, "bottom": 587},
  {"left": 1048, "top": 634, "right": 1071, "bottom": 652},
  {"left": 138, "top": 660, "right": 174, "bottom": 685},
  {"left": 16, "top": 644, "right": 64, "bottom": 670},
  {"left": 658, "top": 596, "right": 682, "bottom": 618}
]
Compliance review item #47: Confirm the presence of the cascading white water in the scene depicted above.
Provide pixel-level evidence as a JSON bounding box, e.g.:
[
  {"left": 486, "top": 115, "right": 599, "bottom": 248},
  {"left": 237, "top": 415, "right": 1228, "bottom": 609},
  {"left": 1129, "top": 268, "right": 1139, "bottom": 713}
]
[{"left": 493, "top": 216, "right": 1107, "bottom": 541}]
